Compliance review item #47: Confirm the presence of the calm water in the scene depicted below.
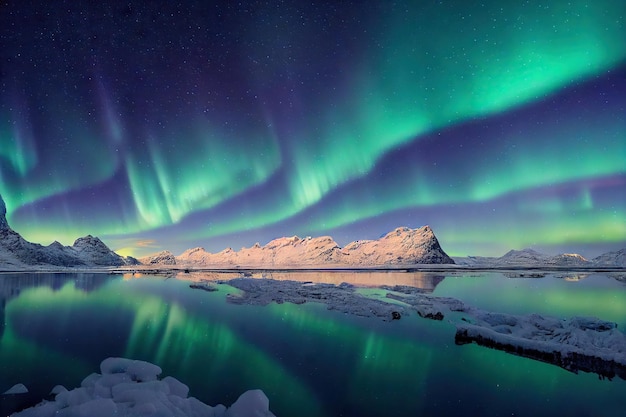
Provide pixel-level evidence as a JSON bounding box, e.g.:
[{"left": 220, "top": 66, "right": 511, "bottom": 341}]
[{"left": 0, "top": 271, "right": 625, "bottom": 416}]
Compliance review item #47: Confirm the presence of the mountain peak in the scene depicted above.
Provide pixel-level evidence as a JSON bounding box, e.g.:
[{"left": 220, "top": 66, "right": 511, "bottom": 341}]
[
  {"left": 502, "top": 248, "right": 546, "bottom": 258},
  {"left": 139, "top": 250, "right": 176, "bottom": 265},
  {"left": 0, "top": 194, "right": 128, "bottom": 267},
  {"left": 73, "top": 235, "right": 104, "bottom": 247},
  {"left": 70, "top": 235, "right": 125, "bottom": 266}
]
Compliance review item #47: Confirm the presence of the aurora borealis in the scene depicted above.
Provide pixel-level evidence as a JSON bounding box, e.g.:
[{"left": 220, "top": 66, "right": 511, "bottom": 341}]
[{"left": 0, "top": 1, "right": 624, "bottom": 257}]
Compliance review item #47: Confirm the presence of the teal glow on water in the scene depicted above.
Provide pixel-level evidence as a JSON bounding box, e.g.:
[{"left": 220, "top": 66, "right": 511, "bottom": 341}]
[
  {"left": 0, "top": 272, "right": 625, "bottom": 417},
  {"left": 433, "top": 272, "right": 626, "bottom": 329}
]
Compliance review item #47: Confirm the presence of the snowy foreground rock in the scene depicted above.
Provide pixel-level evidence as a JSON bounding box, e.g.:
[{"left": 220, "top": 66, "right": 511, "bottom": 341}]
[
  {"left": 219, "top": 278, "right": 626, "bottom": 380},
  {"left": 11, "top": 357, "right": 276, "bottom": 417}
]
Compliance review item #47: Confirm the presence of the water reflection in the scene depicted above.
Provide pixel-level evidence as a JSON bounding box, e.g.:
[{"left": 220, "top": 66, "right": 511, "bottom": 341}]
[
  {"left": 433, "top": 272, "right": 626, "bottom": 329},
  {"left": 0, "top": 272, "right": 625, "bottom": 417},
  {"left": 558, "top": 274, "right": 589, "bottom": 282},
  {"left": 0, "top": 273, "right": 111, "bottom": 342},
  {"left": 1, "top": 277, "right": 324, "bottom": 417},
  {"left": 173, "top": 270, "right": 446, "bottom": 292}
]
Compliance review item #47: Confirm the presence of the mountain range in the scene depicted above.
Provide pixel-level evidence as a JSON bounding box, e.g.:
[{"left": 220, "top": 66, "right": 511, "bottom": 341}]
[
  {"left": 453, "top": 248, "right": 626, "bottom": 268},
  {"left": 140, "top": 226, "right": 455, "bottom": 267},
  {"left": 0, "top": 193, "right": 624, "bottom": 269}
]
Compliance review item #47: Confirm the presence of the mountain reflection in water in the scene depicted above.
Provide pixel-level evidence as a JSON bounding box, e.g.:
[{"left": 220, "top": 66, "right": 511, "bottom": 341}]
[
  {"left": 171, "top": 270, "right": 445, "bottom": 292},
  {"left": 0, "top": 272, "right": 625, "bottom": 417}
]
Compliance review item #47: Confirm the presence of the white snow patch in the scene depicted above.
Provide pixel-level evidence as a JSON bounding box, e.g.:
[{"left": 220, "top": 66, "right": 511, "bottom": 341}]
[{"left": 11, "top": 358, "right": 276, "bottom": 417}]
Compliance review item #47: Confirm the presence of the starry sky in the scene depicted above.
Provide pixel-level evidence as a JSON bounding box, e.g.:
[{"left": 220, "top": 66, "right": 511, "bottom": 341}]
[{"left": 0, "top": 0, "right": 624, "bottom": 258}]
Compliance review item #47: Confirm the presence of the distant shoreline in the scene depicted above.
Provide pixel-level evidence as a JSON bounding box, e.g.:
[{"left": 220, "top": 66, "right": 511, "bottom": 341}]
[{"left": 1, "top": 265, "right": 624, "bottom": 274}]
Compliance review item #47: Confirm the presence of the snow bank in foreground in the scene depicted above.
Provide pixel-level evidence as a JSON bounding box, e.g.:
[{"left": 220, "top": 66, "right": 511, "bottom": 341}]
[{"left": 11, "top": 357, "right": 276, "bottom": 417}]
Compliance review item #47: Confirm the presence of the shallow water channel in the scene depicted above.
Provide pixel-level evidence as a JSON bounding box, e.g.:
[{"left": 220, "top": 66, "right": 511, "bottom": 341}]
[{"left": 1, "top": 271, "right": 625, "bottom": 416}]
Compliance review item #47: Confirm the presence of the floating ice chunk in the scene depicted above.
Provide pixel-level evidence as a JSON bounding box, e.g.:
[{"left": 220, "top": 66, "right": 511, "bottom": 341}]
[
  {"left": 100, "top": 357, "right": 162, "bottom": 381},
  {"left": 186, "top": 396, "right": 225, "bottom": 417},
  {"left": 55, "top": 387, "right": 91, "bottom": 407},
  {"left": 80, "top": 373, "right": 100, "bottom": 389},
  {"left": 163, "top": 376, "right": 190, "bottom": 398},
  {"left": 77, "top": 398, "right": 117, "bottom": 417},
  {"left": 111, "top": 380, "right": 170, "bottom": 403},
  {"left": 3, "top": 383, "right": 28, "bottom": 394},
  {"left": 100, "top": 357, "right": 134, "bottom": 374},
  {"left": 93, "top": 372, "right": 133, "bottom": 398},
  {"left": 50, "top": 385, "right": 67, "bottom": 395},
  {"left": 92, "top": 381, "right": 112, "bottom": 399},
  {"left": 97, "top": 372, "right": 133, "bottom": 387},
  {"left": 127, "top": 360, "right": 163, "bottom": 382},
  {"left": 225, "top": 389, "right": 276, "bottom": 417}
]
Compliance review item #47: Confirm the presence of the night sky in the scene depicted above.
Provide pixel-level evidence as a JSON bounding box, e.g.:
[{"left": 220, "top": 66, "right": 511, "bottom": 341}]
[{"left": 0, "top": 1, "right": 624, "bottom": 258}]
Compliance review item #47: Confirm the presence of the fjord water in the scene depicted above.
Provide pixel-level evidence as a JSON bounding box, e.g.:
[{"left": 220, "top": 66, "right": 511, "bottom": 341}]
[{"left": 0, "top": 272, "right": 625, "bottom": 417}]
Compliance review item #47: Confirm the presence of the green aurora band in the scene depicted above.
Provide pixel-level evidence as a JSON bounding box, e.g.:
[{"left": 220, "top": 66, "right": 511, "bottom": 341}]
[{"left": 0, "top": 0, "right": 624, "bottom": 256}]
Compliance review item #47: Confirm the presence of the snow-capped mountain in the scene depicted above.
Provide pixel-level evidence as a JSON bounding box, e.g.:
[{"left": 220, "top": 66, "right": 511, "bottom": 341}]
[
  {"left": 141, "top": 250, "right": 177, "bottom": 265},
  {"left": 0, "top": 194, "right": 135, "bottom": 268},
  {"left": 592, "top": 249, "right": 626, "bottom": 267},
  {"left": 454, "top": 247, "right": 625, "bottom": 268},
  {"left": 499, "top": 248, "right": 550, "bottom": 265}
]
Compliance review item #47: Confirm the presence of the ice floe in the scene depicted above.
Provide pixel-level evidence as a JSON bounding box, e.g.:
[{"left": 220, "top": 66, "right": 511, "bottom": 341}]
[
  {"left": 219, "top": 278, "right": 626, "bottom": 380},
  {"left": 3, "top": 384, "right": 28, "bottom": 395},
  {"left": 222, "top": 278, "right": 407, "bottom": 321},
  {"left": 455, "top": 311, "right": 626, "bottom": 380}
]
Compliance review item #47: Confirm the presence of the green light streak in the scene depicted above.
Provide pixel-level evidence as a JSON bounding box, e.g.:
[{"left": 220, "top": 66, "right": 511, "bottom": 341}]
[
  {"left": 2, "top": 0, "right": 624, "bottom": 253},
  {"left": 0, "top": 108, "right": 119, "bottom": 225},
  {"left": 189, "top": 0, "right": 625, "bottom": 242},
  {"left": 0, "top": 121, "right": 37, "bottom": 176},
  {"left": 263, "top": 301, "right": 436, "bottom": 415},
  {"left": 0, "top": 320, "right": 92, "bottom": 388},
  {"left": 469, "top": 123, "right": 626, "bottom": 201},
  {"left": 305, "top": 107, "right": 625, "bottom": 236},
  {"left": 437, "top": 208, "right": 626, "bottom": 256},
  {"left": 285, "top": 0, "right": 626, "bottom": 219},
  {"left": 5, "top": 278, "right": 322, "bottom": 417},
  {"left": 127, "top": 121, "right": 281, "bottom": 229}
]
